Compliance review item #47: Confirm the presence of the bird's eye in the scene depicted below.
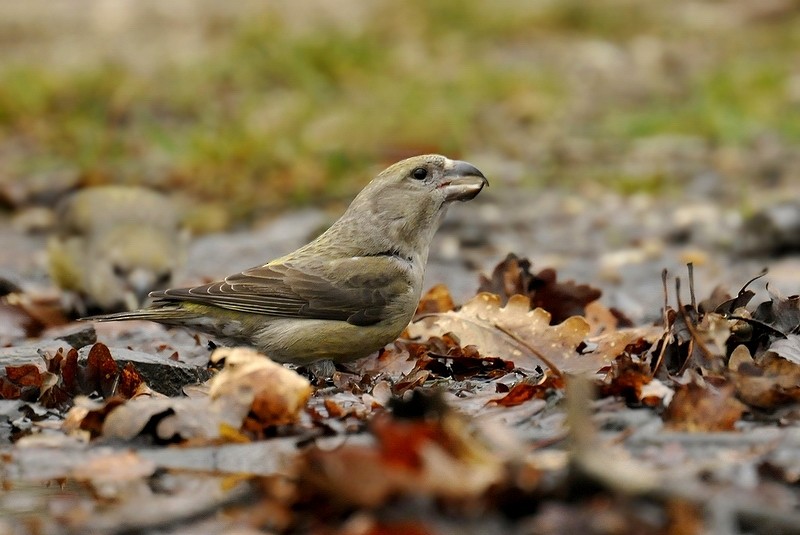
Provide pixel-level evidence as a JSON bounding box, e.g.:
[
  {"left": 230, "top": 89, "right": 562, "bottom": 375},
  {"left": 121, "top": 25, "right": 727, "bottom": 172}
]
[
  {"left": 112, "top": 264, "right": 126, "bottom": 277},
  {"left": 411, "top": 167, "right": 428, "bottom": 180}
]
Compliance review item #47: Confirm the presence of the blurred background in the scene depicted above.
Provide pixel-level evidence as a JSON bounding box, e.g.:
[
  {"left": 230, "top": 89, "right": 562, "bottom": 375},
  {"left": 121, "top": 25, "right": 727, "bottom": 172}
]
[{"left": 1, "top": 0, "right": 799, "bottom": 320}]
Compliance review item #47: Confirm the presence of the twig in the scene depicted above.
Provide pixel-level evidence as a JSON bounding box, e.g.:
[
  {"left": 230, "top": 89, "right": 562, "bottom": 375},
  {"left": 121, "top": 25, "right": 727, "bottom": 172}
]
[
  {"left": 661, "top": 268, "right": 669, "bottom": 328},
  {"left": 651, "top": 331, "right": 671, "bottom": 376},
  {"left": 651, "top": 269, "right": 671, "bottom": 375},
  {"left": 493, "top": 323, "right": 564, "bottom": 379},
  {"left": 675, "top": 278, "right": 718, "bottom": 374}
]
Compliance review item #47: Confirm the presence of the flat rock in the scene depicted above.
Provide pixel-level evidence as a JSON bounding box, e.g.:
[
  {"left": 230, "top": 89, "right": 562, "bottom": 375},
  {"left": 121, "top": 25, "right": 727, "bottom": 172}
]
[
  {"left": 77, "top": 346, "right": 211, "bottom": 397},
  {"left": 44, "top": 323, "right": 97, "bottom": 349},
  {"left": 0, "top": 341, "right": 72, "bottom": 370}
]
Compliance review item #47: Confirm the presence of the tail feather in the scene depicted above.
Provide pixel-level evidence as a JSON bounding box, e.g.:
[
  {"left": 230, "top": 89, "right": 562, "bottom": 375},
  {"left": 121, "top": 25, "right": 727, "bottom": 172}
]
[{"left": 82, "top": 306, "right": 196, "bottom": 323}]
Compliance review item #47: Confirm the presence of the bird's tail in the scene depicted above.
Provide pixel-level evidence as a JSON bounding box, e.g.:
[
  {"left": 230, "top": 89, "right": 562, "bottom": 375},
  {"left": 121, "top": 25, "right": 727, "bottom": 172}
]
[{"left": 82, "top": 306, "right": 196, "bottom": 323}]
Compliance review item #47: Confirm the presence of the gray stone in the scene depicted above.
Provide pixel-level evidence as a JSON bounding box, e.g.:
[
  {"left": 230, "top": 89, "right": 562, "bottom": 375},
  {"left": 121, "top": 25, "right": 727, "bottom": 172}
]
[
  {"left": 0, "top": 341, "right": 71, "bottom": 370},
  {"left": 48, "top": 324, "right": 97, "bottom": 349},
  {"left": 77, "top": 346, "right": 211, "bottom": 397}
]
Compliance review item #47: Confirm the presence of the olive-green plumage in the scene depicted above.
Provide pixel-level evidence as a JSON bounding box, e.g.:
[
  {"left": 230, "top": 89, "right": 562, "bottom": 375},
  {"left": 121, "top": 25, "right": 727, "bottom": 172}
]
[
  {"left": 48, "top": 186, "right": 185, "bottom": 314},
  {"left": 88, "top": 155, "right": 487, "bottom": 363}
]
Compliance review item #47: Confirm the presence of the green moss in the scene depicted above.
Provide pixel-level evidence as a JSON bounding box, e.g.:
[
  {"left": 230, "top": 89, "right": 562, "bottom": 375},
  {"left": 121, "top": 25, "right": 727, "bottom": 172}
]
[{"left": 604, "top": 172, "right": 671, "bottom": 196}]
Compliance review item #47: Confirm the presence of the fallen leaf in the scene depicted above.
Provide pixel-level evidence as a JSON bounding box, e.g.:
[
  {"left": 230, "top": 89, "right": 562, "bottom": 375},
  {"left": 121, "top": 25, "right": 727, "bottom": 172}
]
[
  {"left": 753, "top": 286, "right": 800, "bottom": 336},
  {"left": 116, "top": 362, "right": 146, "bottom": 398},
  {"left": 478, "top": 254, "right": 602, "bottom": 324},
  {"left": 732, "top": 352, "right": 800, "bottom": 409},
  {"left": 663, "top": 380, "right": 745, "bottom": 431},
  {"left": 415, "top": 283, "right": 455, "bottom": 315},
  {"left": 300, "top": 393, "right": 505, "bottom": 509},
  {"left": 209, "top": 347, "right": 312, "bottom": 428},
  {"left": 85, "top": 343, "right": 120, "bottom": 398},
  {"left": 597, "top": 355, "right": 654, "bottom": 405},
  {"left": 349, "top": 345, "right": 422, "bottom": 380},
  {"left": 64, "top": 348, "right": 311, "bottom": 442},
  {"left": 491, "top": 375, "right": 564, "bottom": 407},
  {"left": 587, "top": 324, "right": 664, "bottom": 363},
  {"left": 100, "top": 396, "right": 218, "bottom": 443},
  {"left": 408, "top": 293, "right": 599, "bottom": 374},
  {"left": 768, "top": 334, "right": 800, "bottom": 364},
  {"left": 5, "top": 364, "right": 42, "bottom": 388}
]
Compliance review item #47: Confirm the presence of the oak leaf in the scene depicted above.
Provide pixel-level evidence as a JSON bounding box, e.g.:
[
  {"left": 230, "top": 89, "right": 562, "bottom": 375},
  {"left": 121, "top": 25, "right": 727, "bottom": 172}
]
[{"left": 408, "top": 293, "right": 604, "bottom": 374}]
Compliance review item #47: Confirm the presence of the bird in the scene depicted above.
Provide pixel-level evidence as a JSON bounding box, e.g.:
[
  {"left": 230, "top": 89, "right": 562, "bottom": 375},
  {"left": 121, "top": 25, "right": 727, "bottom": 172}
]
[
  {"left": 48, "top": 185, "right": 186, "bottom": 314},
  {"left": 87, "top": 155, "right": 488, "bottom": 363}
]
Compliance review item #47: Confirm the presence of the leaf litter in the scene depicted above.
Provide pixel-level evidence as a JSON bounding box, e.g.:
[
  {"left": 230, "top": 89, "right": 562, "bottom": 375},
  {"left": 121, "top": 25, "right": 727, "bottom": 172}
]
[{"left": 2, "top": 254, "right": 800, "bottom": 533}]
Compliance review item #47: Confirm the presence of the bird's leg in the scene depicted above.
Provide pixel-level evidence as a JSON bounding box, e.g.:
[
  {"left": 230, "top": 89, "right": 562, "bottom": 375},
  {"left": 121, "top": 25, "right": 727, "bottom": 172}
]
[{"left": 297, "top": 359, "right": 337, "bottom": 384}]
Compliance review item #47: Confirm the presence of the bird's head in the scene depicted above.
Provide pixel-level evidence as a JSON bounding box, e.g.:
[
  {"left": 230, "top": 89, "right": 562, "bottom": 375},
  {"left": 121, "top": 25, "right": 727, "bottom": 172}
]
[
  {"left": 367, "top": 154, "right": 488, "bottom": 205},
  {"left": 335, "top": 155, "right": 488, "bottom": 258}
]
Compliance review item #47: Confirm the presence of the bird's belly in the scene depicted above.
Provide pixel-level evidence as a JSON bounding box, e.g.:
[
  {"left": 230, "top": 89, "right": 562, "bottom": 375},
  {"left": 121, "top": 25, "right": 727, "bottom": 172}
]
[{"left": 250, "top": 317, "right": 407, "bottom": 363}]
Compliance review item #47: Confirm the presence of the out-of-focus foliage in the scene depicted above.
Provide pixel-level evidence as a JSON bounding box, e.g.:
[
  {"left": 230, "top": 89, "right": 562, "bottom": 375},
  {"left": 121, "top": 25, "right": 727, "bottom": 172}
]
[{"left": 1, "top": 0, "right": 799, "bottom": 220}]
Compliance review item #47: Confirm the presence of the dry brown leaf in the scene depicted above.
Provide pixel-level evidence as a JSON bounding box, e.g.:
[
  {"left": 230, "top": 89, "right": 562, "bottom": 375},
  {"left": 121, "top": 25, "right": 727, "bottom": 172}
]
[
  {"left": 732, "top": 350, "right": 800, "bottom": 409},
  {"left": 728, "top": 344, "right": 754, "bottom": 371},
  {"left": 597, "top": 355, "right": 655, "bottom": 405},
  {"left": 587, "top": 324, "right": 664, "bottom": 363},
  {"left": 583, "top": 300, "right": 620, "bottom": 336},
  {"left": 477, "top": 254, "right": 603, "bottom": 324},
  {"left": 100, "top": 397, "right": 219, "bottom": 442},
  {"left": 663, "top": 380, "right": 745, "bottom": 431},
  {"left": 768, "top": 334, "right": 800, "bottom": 365},
  {"left": 65, "top": 347, "right": 312, "bottom": 442},
  {"left": 300, "top": 403, "right": 505, "bottom": 508},
  {"left": 4, "top": 364, "right": 42, "bottom": 388},
  {"left": 414, "top": 283, "right": 455, "bottom": 316},
  {"left": 698, "top": 312, "right": 733, "bottom": 357},
  {"left": 491, "top": 375, "right": 565, "bottom": 407},
  {"left": 409, "top": 293, "right": 601, "bottom": 374},
  {"left": 348, "top": 346, "right": 418, "bottom": 379},
  {"left": 209, "top": 347, "right": 312, "bottom": 427}
]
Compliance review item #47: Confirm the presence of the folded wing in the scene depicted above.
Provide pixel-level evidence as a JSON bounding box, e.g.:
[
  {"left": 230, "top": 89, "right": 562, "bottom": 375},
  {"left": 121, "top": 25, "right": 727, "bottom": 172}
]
[{"left": 150, "top": 256, "right": 411, "bottom": 326}]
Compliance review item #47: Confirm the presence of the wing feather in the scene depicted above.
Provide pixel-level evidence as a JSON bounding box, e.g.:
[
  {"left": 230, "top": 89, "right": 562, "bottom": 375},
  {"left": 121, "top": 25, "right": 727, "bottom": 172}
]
[{"left": 150, "top": 256, "right": 411, "bottom": 326}]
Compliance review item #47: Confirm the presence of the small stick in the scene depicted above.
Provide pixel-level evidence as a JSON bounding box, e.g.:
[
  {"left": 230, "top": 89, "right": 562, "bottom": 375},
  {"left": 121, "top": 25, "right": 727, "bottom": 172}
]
[{"left": 494, "top": 323, "right": 564, "bottom": 379}]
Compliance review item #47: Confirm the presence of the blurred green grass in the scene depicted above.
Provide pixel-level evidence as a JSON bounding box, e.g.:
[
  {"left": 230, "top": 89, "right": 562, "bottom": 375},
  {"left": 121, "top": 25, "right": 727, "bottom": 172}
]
[{"left": 1, "top": 1, "right": 798, "bottom": 221}]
